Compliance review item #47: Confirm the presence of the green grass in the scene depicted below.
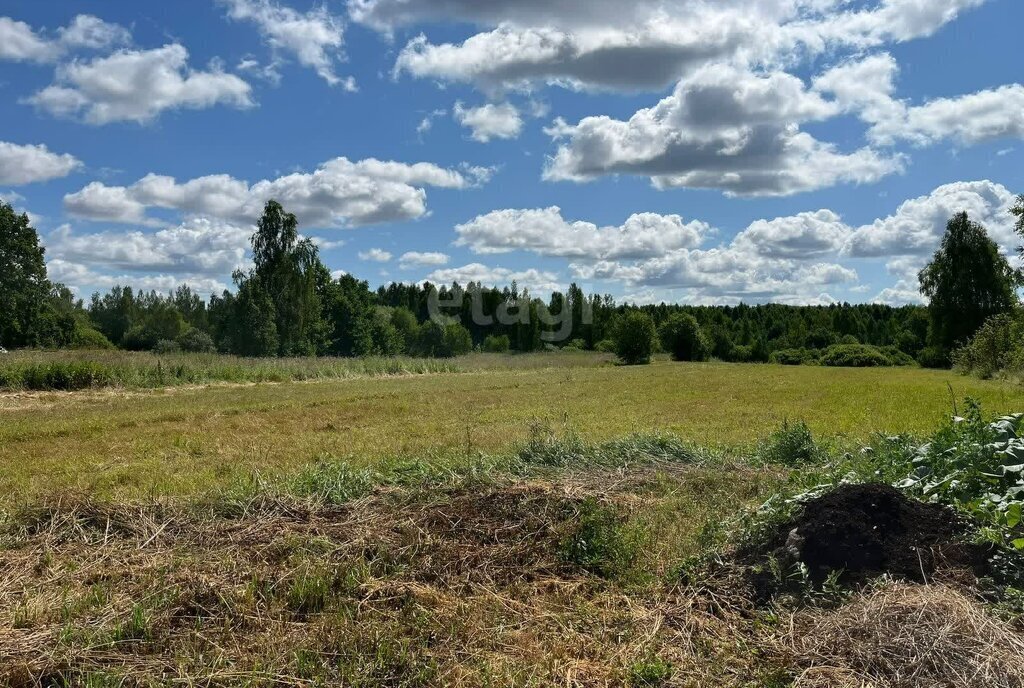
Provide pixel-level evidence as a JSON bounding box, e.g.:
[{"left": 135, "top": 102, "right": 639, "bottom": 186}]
[{"left": 2, "top": 352, "right": 1023, "bottom": 499}]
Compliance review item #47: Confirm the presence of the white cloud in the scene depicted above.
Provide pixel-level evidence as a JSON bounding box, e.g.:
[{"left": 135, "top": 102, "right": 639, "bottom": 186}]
[
  {"left": 46, "top": 218, "right": 252, "bottom": 277},
  {"left": 816, "top": 53, "right": 1024, "bottom": 147},
  {"left": 733, "top": 209, "right": 851, "bottom": 259},
  {"left": 426, "top": 262, "right": 561, "bottom": 294},
  {"left": 0, "top": 14, "right": 129, "bottom": 63},
  {"left": 399, "top": 251, "right": 449, "bottom": 269},
  {"left": 544, "top": 64, "right": 901, "bottom": 196},
  {"left": 454, "top": 206, "right": 710, "bottom": 259},
  {"left": 0, "top": 141, "right": 82, "bottom": 185},
  {"left": 359, "top": 248, "right": 393, "bottom": 262},
  {"left": 64, "top": 157, "right": 490, "bottom": 228},
  {"left": 453, "top": 101, "right": 523, "bottom": 142},
  {"left": 369, "top": 0, "right": 985, "bottom": 94},
  {"left": 25, "top": 44, "right": 254, "bottom": 124},
  {"left": 222, "top": 0, "right": 353, "bottom": 89},
  {"left": 844, "top": 180, "right": 1017, "bottom": 257},
  {"left": 47, "top": 258, "right": 231, "bottom": 296}
]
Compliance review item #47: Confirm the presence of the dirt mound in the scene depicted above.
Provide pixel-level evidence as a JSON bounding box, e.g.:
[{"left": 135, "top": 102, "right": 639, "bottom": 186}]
[{"left": 747, "top": 483, "right": 992, "bottom": 595}]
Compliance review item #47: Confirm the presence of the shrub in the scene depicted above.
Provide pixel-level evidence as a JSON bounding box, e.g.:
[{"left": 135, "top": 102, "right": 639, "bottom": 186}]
[
  {"left": 759, "top": 420, "right": 819, "bottom": 465},
  {"left": 177, "top": 327, "right": 216, "bottom": 353},
  {"left": 482, "top": 334, "right": 511, "bottom": 353},
  {"left": 952, "top": 312, "right": 1020, "bottom": 379},
  {"left": 413, "top": 319, "right": 473, "bottom": 358},
  {"left": 563, "top": 338, "right": 587, "bottom": 351},
  {"left": 153, "top": 339, "right": 182, "bottom": 355},
  {"left": 594, "top": 338, "right": 616, "bottom": 353},
  {"left": 819, "top": 343, "right": 892, "bottom": 367},
  {"left": 917, "top": 345, "right": 951, "bottom": 369},
  {"left": 658, "top": 313, "right": 710, "bottom": 362},
  {"left": 70, "top": 325, "right": 114, "bottom": 350},
  {"left": 613, "top": 311, "right": 656, "bottom": 365},
  {"left": 769, "top": 348, "right": 813, "bottom": 365}
]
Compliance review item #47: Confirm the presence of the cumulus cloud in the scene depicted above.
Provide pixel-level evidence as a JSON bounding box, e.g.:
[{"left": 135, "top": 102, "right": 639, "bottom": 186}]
[
  {"left": 399, "top": 251, "right": 449, "bottom": 269},
  {"left": 368, "top": 0, "right": 985, "bottom": 94},
  {"left": 453, "top": 101, "right": 523, "bottom": 142},
  {"left": 43, "top": 217, "right": 257, "bottom": 295},
  {"left": 47, "top": 258, "right": 231, "bottom": 296},
  {"left": 46, "top": 219, "right": 251, "bottom": 276},
  {"left": 25, "top": 44, "right": 253, "bottom": 125},
  {"left": 544, "top": 64, "right": 902, "bottom": 196},
  {"left": 63, "top": 157, "right": 491, "bottom": 228},
  {"left": 454, "top": 206, "right": 710, "bottom": 260},
  {"left": 733, "top": 210, "right": 851, "bottom": 259},
  {"left": 0, "top": 141, "right": 82, "bottom": 185},
  {"left": 359, "top": 248, "right": 393, "bottom": 262},
  {"left": 816, "top": 53, "right": 1024, "bottom": 147},
  {"left": 0, "top": 14, "right": 129, "bottom": 63},
  {"left": 425, "top": 263, "right": 561, "bottom": 294},
  {"left": 844, "top": 180, "right": 1018, "bottom": 257},
  {"left": 222, "top": 0, "right": 354, "bottom": 89}
]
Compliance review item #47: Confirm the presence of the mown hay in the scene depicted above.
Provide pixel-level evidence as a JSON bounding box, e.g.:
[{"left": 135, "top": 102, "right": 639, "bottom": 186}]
[{"left": 784, "top": 583, "right": 1024, "bottom": 688}]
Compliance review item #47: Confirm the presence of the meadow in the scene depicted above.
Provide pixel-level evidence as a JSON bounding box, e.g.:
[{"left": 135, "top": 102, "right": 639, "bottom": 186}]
[
  {"left": 4, "top": 351, "right": 1024, "bottom": 686},
  {"left": 2, "top": 350, "right": 1024, "bottom": 499}
]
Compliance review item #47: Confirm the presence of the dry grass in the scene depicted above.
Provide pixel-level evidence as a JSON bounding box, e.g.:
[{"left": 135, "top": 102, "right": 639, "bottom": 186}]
[
  {"left": 782, "top": 583, "right": 1024, "bottom": 688},
  {"left": 0, "top": 465, "right": 787, "bottom": 687}
]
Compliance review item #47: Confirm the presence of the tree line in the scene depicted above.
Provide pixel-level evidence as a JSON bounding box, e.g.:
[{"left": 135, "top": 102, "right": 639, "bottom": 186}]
[{"left": 3, "top": 197, "right": 1022, "bottom": 368}]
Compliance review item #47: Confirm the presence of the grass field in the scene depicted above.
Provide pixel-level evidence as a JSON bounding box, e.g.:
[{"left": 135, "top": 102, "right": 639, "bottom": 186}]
[
  {"left": 2, "top": 351, "right": 1023, "bottom": 499},
  {"left": 3, "top": 351, "right": 1024, "bottom": 686}
]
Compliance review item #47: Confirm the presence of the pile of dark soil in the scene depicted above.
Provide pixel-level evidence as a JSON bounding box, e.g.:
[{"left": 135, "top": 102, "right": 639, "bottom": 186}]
[{"left": 745, "top": 483, "right": 993, "bottom": 597}]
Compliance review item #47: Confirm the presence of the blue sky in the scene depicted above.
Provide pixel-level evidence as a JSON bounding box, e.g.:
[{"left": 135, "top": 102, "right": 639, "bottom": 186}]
[{"left": 1, "top": 0, "right": 1022, "bottom": 305}]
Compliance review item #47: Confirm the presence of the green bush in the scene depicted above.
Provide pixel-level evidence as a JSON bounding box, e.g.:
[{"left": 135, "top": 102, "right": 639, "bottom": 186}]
[
  {"left": 658, "top": 313, "right": 710, "bottom": 362},
  {"left": 153, "top": 339, "right": 181, "bottom": 355},
  {"left": 953, "top": 312, "right": 1022, "bottom": 379},
  {"left": 759, "top": 420, "right": 819, "bottom": 465},
  {"left": 613, "top": 311, "right": 656, "bottom": 365},
  {"left": 70, "top": 325, "right": 114, "bottom": 350},
  {"left": 482, "top": 334, "right": 511, "bottom": 353},
  {"left": 562, "top": 338, "right": 587, "bottom": 351},
  {"left": 177, "top": 327, "right": 216, "bottom": 353},
  {"left": 413, "top": 319, "right": 473, "bottom": 358},
  {"left": 917, "top": 345, "right": 951, "bottom": 369},
  {"left": 769, "top": 348, "right": 813, "bottom": 365},
  {"left": 594, "top": 339, "right": 616, "bottom": 353},
  {"left": 819, "top": 343, "right": 892, "bottom": 367},
  {"left": 730, "top": 344, "right": 754, "bottom": 362}
]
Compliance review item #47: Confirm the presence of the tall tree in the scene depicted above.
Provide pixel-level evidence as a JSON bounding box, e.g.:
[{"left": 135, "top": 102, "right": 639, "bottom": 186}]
[
  {"left": 241, "top": 200, "right": 327, "bottom": 356},
  {"left": 918, "top": 211, "right": 1020, "bottom": 356},
  {"left": 0, "top": 203, "right": 51, "bottom": 348}
]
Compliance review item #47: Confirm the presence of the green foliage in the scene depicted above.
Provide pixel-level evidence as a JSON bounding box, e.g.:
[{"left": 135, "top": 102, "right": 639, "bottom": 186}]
[
  {"left": 819, "top": 343, "right": 893, "bottom": 367},
  {"left": 917, "top": 345, "right": 950, "bottom": 369},
  {"left": 759, "top": 420, "right": 820, "bottom": 466},
  {"left": 658, "top": 313, "right": 710, "bottom": 362},
  {"left": 412, "top": 319, "right": 472, "bottom": 358},
  {"left": 614, "top": 311, "right": 656, "bottom": 365},
  {"left": 953, "top": 311, "right": 1024, "bottom": 380},
  {"left": 628, "top": 657, "right": 673, "bottom": 686},
  {"left": 482, "top": 334, "right": 511, "bottom": 353},
  {"left": 559, "top": 498, "right": 639, "bottom": 578},
  {"left": 70, "top": 325, "right": 114, "bottom": 350},
  {"left": 177, "top": 327, "right": 216, "bottom": 353},
  {"left": 0, "top": 202, "right": 54, "bottom": 349},
  {"left": 769, "top": 348, "right": 814, "bottom": 365},
  {"left": 919, "top": 212, "right": 1020, "bottom": 358},
  {"left": 562, "top": 338, "right": 587, "bottom": 351},
  {"left": 594, "top": 338, "right": 616, "bottom": 353},
  {"left": 153, "top": 339, "right": 181, "bottom": 355},
  {"left": 3, "top": 361, "right": 114, "bottom": 391}
]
